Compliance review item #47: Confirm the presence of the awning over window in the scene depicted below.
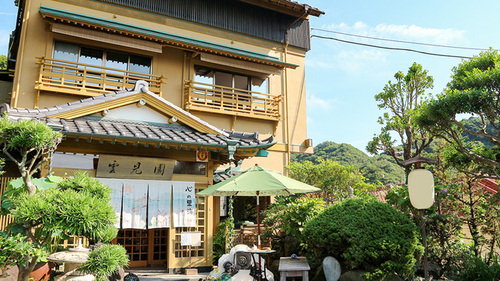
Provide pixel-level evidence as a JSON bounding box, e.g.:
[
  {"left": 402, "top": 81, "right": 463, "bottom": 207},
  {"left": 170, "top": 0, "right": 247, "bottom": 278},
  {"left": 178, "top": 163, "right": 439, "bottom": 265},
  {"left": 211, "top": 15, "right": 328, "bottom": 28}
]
[
  {"left": 51, "top": 23, "right": 163, "bottom": 53},
  {"left": 197, "top": 53, "right": 282, "bottom": 76}
]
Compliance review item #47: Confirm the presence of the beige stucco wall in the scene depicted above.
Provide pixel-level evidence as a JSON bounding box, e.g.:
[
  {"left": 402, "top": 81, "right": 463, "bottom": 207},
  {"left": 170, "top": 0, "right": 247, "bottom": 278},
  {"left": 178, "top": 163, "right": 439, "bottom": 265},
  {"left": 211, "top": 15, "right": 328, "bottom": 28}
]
[{"left": 11, "top": 0, "right": 312, "bottom": 171}]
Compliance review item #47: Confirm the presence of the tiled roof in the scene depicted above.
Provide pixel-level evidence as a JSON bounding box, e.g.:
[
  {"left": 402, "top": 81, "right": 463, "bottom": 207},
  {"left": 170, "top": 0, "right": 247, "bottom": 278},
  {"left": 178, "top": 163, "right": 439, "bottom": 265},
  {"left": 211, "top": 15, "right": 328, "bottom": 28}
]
[
  {"left": 478, "top": 178, "right": 498, "bottom": 194},
  {"left": 1, "top": 80, "right": 274, "bottom": 150},
  {"left": 36, "top": 116, "right": 272, "bottom": 148},
  {"left": 2, "top": 80, "right": 228, "bottom": 137}
]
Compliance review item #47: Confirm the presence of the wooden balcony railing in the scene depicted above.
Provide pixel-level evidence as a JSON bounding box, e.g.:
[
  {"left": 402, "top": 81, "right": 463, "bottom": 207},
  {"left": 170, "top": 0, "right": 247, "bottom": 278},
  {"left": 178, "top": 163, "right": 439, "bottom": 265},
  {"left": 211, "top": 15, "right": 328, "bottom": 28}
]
[
  {"left": 184, "top": 80, "right": 282, "bottom": 121},
  {"left": 35, "top": 57, "right": 165, "bottom": 97}
]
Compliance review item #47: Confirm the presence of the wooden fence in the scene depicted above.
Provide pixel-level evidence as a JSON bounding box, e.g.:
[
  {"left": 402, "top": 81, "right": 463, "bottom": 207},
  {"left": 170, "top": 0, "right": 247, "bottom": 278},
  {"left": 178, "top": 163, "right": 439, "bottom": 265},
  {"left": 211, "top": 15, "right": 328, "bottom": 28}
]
[{"left": 0, "top": 177, "right": 16, "bottom": 231}]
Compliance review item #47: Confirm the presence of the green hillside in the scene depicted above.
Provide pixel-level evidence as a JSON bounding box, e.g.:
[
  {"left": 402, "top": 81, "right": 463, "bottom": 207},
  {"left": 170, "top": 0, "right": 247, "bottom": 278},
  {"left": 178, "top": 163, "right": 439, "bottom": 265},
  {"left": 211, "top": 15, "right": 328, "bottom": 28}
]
[{"left": 292, "top": 141, "right": 404, "bottom": 185}]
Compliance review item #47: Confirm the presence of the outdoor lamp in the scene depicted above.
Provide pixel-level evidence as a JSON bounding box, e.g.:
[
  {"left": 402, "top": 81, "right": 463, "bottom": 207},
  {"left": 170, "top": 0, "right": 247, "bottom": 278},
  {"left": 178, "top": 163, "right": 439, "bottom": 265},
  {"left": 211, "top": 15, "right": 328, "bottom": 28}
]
[
  {"left": 404, "top": 156, "right": 436, "bottom": 281},
  {"left": 407, "top": 168, "right": 435, "bottom": 209}
]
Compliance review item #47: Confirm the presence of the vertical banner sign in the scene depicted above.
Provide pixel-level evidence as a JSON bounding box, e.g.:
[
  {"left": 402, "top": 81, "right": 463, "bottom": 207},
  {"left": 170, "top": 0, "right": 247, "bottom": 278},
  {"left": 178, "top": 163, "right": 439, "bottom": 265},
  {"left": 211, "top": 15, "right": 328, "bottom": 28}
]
[
  {"left": 122, "top": 181, "right": 148, "bottom": 229},
  {"left": 173, "top": 182, "right": 197, "bottom": 227},
  {"left": 98, "top": 178, "right": 123, "bottom": 228},
  {"left": 148, "top": 181, "right": 172, "bottom": 228}
]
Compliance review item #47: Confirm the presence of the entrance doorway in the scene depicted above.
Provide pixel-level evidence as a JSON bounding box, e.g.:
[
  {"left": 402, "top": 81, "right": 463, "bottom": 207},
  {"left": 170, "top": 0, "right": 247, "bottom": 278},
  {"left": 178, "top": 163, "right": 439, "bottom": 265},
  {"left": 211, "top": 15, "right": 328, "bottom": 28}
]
[{"left": 114, "top": 228, "right": 169, "bottom": 267}]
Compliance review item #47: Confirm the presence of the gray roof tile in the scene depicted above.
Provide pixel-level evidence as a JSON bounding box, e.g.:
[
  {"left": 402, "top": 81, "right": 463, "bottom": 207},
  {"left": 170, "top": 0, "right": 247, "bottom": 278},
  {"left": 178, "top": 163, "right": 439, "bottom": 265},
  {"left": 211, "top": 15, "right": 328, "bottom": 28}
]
[{"left": 2, "top": 81, "right": 274, "bottom": 149}]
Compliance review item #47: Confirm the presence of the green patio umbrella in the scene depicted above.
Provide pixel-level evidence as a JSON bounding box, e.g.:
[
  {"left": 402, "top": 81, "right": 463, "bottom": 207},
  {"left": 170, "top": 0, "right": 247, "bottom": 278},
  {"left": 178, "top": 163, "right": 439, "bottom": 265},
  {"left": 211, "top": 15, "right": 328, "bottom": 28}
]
[{"left": 198, "top": 164, "right": 320, "bottom": 249}]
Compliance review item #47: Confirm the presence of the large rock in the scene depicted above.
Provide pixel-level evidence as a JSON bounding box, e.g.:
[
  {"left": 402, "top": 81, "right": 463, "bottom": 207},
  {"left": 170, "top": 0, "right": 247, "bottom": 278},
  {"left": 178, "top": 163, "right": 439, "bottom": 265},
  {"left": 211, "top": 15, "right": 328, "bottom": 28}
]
[
  {"left": 339, "top": 270, "right": 367, "bottom": 281},
  {"left": 0, "top": 265, "right": 19, "bottom": 281},
  {"left": 382, "top": 274, "right": 402, "bottom": 281},
  {"left": 323, "top": 257, "right": 341, "bottom": 281}
]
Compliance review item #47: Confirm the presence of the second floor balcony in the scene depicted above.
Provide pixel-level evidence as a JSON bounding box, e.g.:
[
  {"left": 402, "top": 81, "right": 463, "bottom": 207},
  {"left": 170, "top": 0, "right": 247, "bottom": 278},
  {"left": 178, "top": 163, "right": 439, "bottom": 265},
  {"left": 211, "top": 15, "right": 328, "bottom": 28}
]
[
  {"left": 35, "top": 57, "right": 164, "bottom": 98},
  {"left": 184, "top": 80, "right": 282, "bottom": 121}
]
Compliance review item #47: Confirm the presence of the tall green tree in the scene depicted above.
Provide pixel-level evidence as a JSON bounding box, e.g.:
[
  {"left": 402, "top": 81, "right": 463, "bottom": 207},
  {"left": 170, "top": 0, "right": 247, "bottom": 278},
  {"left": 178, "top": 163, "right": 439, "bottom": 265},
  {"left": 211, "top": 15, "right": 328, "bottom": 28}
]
[
  {"left": 0, "top": 118, "right": 124, "bottom": 281},
  {"left": 286, "top": 158, "right": 375, "bottom": 204},
  {"left": 0, "top": 55, "right": 7, "bottom": 70},
  {"left": 440, "top": 144, "right": 500, "bottom": 260},
  {"left": 367, "top": 63, "right": 434, "bottom": 179},
  {"left": 3, "top": 172, "right": 120, "bottom": 281},
  {"left": 417, "top": 49, "right": 500, "bottom": 179}
]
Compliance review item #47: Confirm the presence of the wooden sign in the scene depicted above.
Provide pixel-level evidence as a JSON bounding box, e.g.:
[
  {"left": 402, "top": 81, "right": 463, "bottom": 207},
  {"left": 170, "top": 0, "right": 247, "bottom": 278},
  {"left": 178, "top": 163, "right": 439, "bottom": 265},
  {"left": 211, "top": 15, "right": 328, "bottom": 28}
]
[{"left": 97, "top": 154, "right": 175, "bottom": 180}]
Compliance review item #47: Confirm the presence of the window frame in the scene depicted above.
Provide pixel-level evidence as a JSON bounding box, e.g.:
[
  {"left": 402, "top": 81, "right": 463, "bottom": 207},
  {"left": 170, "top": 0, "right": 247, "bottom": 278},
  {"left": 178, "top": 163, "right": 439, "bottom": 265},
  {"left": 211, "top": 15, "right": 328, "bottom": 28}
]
[
  {"left": 194, "top": 66, "right": 269, "bottom": 94},
  {"left": 53, "top": 41, "right": 153, "bottom": 74}
]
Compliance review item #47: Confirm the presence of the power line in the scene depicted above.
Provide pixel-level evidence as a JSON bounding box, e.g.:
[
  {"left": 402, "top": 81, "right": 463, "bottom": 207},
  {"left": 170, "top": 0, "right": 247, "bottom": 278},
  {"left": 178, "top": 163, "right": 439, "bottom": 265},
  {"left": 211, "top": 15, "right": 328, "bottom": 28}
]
[
  {"left": 311, "top": 34, "right": 473, "bottom": 59},
  {"left": 312, "top": 28, "right": 490, "bottom": 52}
]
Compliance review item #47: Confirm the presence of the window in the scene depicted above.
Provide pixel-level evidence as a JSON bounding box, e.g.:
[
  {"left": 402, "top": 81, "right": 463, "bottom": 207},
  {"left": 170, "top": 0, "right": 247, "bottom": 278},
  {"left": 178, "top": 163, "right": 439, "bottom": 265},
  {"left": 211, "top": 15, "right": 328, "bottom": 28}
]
[
  {"left": 194, "top": 66, "right": 268, "bottom": 94},
  {"left": 53, "top": 41, "right": 152, "bottom": 74},
  {"left": 188, "top": 66, "right": 278, "bottom": 119},
  {"left": 173, "top": 161, "right": 206, "bottom": 175}
]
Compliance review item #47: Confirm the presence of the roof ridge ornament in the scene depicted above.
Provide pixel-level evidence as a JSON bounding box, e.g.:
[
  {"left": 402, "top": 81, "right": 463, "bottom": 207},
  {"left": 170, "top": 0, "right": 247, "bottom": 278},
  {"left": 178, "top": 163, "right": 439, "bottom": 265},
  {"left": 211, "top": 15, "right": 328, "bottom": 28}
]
[{"left": 133, "top": 80, "right": 150, "bottom": 94}]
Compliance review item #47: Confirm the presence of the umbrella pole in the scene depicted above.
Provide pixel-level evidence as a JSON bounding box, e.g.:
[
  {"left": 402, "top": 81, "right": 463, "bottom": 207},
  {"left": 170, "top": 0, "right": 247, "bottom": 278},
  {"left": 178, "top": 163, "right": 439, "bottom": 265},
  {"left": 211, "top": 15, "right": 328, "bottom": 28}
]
[
  {"left": 257, "top": 191, "right": 263, "bottom": 281},
  {"left": 257, "top": 191, "right": 261, "bottom": 250}
]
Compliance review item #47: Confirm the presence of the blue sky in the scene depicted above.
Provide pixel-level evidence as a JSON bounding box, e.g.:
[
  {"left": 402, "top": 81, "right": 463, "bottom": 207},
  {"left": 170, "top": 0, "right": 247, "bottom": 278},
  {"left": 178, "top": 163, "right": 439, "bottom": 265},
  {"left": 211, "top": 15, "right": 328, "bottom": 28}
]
[
  {"left": 1, "top": 1, "right": 499, "bottom": 153},
  {"left": 304, "top": 1, "right": 500, "bottom": 152}
]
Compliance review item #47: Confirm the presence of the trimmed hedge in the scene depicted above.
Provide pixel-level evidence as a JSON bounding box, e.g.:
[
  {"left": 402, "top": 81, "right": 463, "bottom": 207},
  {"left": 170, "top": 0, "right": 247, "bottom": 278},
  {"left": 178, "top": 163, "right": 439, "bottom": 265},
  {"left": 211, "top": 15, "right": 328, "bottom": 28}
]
[{"left": 303, "top": 197, "right": 423, "bottom": 280}]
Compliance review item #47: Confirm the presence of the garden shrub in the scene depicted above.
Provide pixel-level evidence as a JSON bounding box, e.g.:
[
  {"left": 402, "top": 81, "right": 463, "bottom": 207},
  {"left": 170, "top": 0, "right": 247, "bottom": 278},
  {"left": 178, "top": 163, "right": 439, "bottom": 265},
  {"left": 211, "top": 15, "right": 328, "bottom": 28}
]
[
  {"left": 262, "top": 195, "right": 325, "bottom": 256},
  {"left": 80, "top": 244, "right": 129, "bottom": 281},
  {"left": 0, "top": 232, "right": 46, "bottom": 278},
  {"left": 455, "top": 254, "right": 500, "bottom": 281},
  {"left": 303, "top": 197, "right": 423, "bottom": 281},
  {"left": 213, "top": 217, "right": 235, "bottom": 264}
]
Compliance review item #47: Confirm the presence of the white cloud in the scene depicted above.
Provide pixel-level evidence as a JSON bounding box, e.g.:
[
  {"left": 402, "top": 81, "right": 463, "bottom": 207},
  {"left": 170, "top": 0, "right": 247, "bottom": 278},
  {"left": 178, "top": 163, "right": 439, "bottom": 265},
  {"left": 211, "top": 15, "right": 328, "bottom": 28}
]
[
  {"left": 310, "top": 22, "right": 467, "bottom": 73},
  {"left": 305, "top": 57, "right": 336, "bottom": 69},
  {"left": 335, "top": 49, "right": 387, "bottom": 73},
  {"left": 374, "top": 24, "right": 465, "bottom": 45},
  {"left": 306, "top": 48, "right": 387, "bottom": 73},
  {"left": 322, "top": 22, "right": 466, "bottom": 45},
  {"left": 306, "top": 93, "right": 338, "bottom": 111}
]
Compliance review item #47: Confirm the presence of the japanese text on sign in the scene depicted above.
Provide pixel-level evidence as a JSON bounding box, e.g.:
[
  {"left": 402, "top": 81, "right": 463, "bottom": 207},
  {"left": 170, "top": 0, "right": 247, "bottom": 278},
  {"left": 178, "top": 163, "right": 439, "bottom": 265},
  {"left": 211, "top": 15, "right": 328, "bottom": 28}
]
[{"left": 97, "top": 155, "right": 175, "bottom": 180}]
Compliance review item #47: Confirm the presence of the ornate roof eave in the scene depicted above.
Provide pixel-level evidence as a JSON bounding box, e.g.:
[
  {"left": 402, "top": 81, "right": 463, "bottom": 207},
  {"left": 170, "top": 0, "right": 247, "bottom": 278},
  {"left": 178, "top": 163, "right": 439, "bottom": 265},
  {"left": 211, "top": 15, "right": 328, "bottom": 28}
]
[
  {"left": 39, "top": 6, "right": 298, "bottom": 69},
  {"left": 59, "top": 131, "right": 275, "bottom": 164},
  {"left": 60, "top": 130, "right": 275, "bottom": 150},
  {"left": 239, "top": 0, "right": 324, "bottom": 17}
]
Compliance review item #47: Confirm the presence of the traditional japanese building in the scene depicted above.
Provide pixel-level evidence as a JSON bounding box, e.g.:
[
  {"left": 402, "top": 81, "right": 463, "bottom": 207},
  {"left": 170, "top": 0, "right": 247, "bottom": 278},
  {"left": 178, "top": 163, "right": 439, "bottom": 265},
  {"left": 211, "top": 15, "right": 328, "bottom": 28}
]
[{"left": 0, "top": 0, "right": 323, "bottom": 270}]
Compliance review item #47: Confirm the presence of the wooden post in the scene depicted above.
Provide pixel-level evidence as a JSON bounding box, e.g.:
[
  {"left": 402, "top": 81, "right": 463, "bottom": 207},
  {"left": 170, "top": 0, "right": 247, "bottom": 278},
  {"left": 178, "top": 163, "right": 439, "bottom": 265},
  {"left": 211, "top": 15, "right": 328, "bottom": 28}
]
[{"left": 420, "top": 209, "right": 429, "bottom": 281}]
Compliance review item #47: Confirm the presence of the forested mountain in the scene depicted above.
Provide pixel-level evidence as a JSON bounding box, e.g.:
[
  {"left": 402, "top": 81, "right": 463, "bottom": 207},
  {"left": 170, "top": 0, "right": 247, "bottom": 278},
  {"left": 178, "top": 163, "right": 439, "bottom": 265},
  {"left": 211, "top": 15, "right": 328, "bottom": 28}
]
[
  {"left": 292, "top": 116, "right": 495, "bottom": 186},
  {"left": 293, "top": 141, "right": 369, "bottom": 166},
  {"left": 461, "top": 117, "right": 497, "bottom": 147},
  {"left": 292, "top": 141, "right": 404, "bottom": 185}
]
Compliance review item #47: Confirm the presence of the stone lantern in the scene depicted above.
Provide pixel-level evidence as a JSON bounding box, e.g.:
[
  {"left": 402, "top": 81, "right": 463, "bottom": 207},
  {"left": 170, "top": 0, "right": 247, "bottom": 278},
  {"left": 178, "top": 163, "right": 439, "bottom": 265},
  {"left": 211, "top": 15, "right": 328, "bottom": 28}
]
[{"left": 47, "top": 239, "right": 94, "bottom": 281}]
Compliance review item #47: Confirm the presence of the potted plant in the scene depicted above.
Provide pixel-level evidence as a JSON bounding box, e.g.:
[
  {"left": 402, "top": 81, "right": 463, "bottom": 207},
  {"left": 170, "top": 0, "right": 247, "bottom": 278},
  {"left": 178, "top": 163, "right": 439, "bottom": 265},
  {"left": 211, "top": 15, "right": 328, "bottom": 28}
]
[{"left": 0, "top": 232, "right": 49, "bottom": 280}]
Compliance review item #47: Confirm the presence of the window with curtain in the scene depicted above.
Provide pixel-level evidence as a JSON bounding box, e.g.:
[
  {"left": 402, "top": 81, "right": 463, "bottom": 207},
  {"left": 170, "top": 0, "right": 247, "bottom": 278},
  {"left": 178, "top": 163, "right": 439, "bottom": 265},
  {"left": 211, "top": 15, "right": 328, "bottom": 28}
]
[
  {"left": 194, "top": 66, "right": 268, "bottom": 94},
  {"left": 53, "top": 41, "right": 152, "bottom": 74}
]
